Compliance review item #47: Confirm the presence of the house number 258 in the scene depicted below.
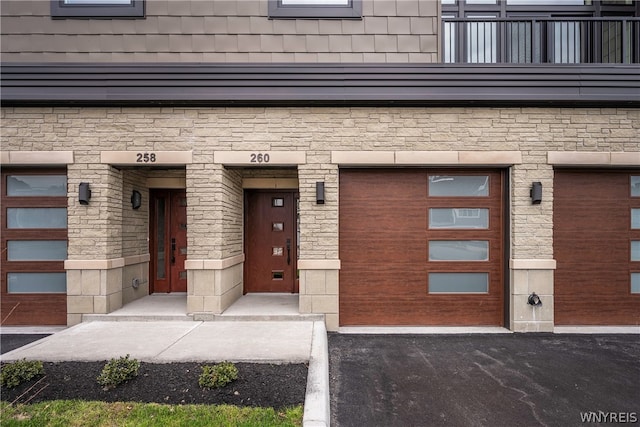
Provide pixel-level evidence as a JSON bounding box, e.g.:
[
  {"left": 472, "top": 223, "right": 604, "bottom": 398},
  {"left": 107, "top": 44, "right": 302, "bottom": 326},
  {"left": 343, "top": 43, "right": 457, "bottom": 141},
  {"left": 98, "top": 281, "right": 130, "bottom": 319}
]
[
  {"left": 250, "top": 153, "right": 270, "bottom": 163},
  {"left": 136, "top": 152, "right": 156, "bottom": 163}
]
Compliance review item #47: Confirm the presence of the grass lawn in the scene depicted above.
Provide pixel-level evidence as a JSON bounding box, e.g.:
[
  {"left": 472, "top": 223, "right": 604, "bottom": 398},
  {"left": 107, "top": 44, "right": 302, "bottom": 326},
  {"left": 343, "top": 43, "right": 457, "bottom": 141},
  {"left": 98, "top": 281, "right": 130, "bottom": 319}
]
[{"left": 0, "top": 401, "right": 303, "bottom": 427}]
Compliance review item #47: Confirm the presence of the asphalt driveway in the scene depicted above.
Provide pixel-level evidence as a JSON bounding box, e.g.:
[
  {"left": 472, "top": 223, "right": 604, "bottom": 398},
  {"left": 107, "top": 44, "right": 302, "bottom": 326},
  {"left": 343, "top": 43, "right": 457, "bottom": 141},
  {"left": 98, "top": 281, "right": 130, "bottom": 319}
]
[{"left": 329, "top": 333, "right": 640, "bottom": 427}]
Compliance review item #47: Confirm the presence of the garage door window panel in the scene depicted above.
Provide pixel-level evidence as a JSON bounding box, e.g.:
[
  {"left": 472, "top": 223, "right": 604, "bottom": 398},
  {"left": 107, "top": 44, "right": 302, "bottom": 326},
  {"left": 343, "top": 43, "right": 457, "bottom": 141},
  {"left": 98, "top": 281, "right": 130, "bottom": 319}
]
[
  {"left": 632, "top": 209, "right": 640, "bottom": 229},
  {"left": 7, "top": 175, "right": 67, "bottom": 197},
  {"left": 429, "top": 208, "right": 490, "bottom": 229},
  {"left": 428, "top": 175, "right": 490, "bottom": 197},
  {"left": 7, "top": 241, "right": 67, "bottom": 261},
  {"left": 429, "top": 272, "right": 489, "bottom": 293},
  {"left": 631, "top": 176, "right": 640, "bottom": 196},
  {"left": 7, "top": 208, "right": 67, "bottom": 229},
  {"left": 8, "top": 272, "right": 67, "bottom": 294},
  {"left": 429, "top": 240, "right": 489, "bottom": 261},
  {"left": 631, "top": 274, "right": 640, "bottom": 294}
]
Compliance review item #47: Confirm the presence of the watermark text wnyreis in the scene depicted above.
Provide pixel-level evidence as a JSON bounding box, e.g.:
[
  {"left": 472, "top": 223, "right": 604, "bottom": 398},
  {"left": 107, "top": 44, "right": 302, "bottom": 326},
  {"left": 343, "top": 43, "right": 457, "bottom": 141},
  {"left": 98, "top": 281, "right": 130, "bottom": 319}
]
[{"left": 580, "top": 411, "right": 638, "bottom": 424}]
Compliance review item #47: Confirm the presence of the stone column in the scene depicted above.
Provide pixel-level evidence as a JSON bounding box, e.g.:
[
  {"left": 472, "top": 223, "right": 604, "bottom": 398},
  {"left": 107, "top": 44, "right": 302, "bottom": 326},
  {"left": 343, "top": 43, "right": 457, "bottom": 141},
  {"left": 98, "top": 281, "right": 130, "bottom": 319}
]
[
  {"left": 510, "top": 161, "right": 555, "bottom": 332},
  {"left": 185, "top": 161, "right": 244, "bottom": 318},
  {"left": 298, "top": 155, "right": 340, "bottom": 331},
  {"left": 65, "top": 162, "right": 124, "bottom": 325}
]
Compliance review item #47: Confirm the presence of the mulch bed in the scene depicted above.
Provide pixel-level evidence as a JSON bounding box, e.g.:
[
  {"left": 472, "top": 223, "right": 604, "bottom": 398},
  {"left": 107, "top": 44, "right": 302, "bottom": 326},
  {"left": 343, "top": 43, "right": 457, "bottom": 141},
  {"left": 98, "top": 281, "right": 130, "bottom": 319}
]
[{"left": 1, "top": 361, "right": 308, "bottom": 409}]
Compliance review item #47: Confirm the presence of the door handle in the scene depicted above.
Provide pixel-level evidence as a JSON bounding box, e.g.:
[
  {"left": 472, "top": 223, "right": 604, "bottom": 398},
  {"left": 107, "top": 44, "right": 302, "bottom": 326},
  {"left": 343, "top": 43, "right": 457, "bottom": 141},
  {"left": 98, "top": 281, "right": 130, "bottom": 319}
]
[
  {"left": 171, "top": 238, "right": 176, "bottom": 264},
  {"left": 286, "top": 238, "right": 291, "bottom": 266}
]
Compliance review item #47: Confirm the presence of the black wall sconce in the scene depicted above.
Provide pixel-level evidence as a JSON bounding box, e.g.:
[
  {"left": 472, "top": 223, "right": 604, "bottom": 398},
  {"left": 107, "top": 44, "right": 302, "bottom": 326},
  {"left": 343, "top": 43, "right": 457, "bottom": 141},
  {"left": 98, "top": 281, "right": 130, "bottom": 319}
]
[
  {"left": 527, "top": 292, "right": 542, "bottom": 307},
  {"left": 79, "top": 182, "right": 91, "bottom": 205},
  {"left": 131, "top": 190, "right": 142, "bottom": 210},
  {"left": 530, "top": 181, "right": 542, "bottom": 205},
  {"left": 316, "top": 182, "right": 325, "bottom": 205}
]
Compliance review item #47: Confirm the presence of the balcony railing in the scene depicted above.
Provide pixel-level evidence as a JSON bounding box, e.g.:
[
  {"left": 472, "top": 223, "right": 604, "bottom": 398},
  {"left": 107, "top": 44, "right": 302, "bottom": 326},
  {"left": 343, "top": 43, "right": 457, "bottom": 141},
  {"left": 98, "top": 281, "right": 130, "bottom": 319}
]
[{"left": 443, "top": 17, "right": 640, "bottom": 64}]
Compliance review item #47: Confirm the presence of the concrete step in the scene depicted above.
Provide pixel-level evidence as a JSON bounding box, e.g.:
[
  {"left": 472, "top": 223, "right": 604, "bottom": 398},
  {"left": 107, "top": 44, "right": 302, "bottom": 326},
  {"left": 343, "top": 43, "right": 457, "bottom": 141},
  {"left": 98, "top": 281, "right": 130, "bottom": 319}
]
[{"left": 83, "top": 314, "right": 195, "bottom": 322}]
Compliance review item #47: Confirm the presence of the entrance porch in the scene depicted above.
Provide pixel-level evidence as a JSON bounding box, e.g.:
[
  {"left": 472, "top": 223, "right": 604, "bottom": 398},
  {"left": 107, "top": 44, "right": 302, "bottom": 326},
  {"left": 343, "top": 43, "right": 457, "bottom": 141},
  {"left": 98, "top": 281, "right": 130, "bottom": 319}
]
[{"left": 82, "top": 293, "right": 322, "bottom": 322}]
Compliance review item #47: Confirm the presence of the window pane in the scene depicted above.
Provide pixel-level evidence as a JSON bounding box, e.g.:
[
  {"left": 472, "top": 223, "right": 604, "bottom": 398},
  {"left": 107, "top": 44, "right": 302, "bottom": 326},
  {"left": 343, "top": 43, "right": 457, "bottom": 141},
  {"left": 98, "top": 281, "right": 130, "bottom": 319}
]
[
  {"left": 156, "top": 198, "right": 166, "bottom": 279},
  {"left": 507, "top": 0, "right": 587, "bottom": 4},
  {"left": 7, "top": 241, "right": 67, "bottom": 261},
  {"left": 631, "top": 177, "right": 640, "bottom": 197},
  {"left": 7, "top": 208, "right": 67, "bottom": 229},
  {"left": 632, "top": 273, "right": 640, "bottom": 294},
  {"left": 429, "top": 241, "right": 489, "bottom": 261},
  {"left": 282, "top": 0, "right": 348, "bottom": 3},
  {"left": 429, "top": 176, "right": 489, "bottom": 196},
  {"left": 632, "top": 242, "right": 640, "bottom": 261},
  {"left": 429, "top": 273, "right": 488, "bottom": 293},
  {"left": 7, "top": 175, "right": 67, "bottom": 196},
  {"left": 429, "top": 208, "right": 489, "bottom": 229},
  {"left": 632, "top": 209, "right": 640, "bottom": 229},
  {"left": 65, "top": 0, "right": 132, "bottom": 3},
  {"left": 8, "top": 272, "right": 66, "bottom": 293}
]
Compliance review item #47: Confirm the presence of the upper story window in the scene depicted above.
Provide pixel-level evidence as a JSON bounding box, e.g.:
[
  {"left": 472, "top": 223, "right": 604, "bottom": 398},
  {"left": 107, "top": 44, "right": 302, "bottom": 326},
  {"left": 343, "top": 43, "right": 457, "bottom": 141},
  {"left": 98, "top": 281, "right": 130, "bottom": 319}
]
[
  {"left": 442, "top": 0, "right": 639, "bottom": 64},
  {"left": 51, "top": 0, "right": 145, "bottom": 19},
  {"left": 268, "top": 0, "right": 362, "bottom": 19}
]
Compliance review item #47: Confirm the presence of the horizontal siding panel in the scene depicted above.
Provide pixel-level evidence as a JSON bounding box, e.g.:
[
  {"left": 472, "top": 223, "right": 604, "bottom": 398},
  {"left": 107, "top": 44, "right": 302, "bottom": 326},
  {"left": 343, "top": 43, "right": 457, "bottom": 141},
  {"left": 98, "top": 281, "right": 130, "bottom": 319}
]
[{"left": 1, "top": 63, "right": 638, "bottom": 106}]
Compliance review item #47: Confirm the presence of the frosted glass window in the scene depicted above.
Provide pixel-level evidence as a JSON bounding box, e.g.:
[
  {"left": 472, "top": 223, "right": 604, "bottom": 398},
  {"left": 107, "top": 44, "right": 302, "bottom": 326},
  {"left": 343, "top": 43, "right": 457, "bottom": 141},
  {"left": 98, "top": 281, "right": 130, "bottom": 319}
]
[
  {"left": 429, "top": 176, "right": 489, "bottom": 197},
  {"left": 7, "top": 175, "right": 67, "bottom": 196},
  {"left": 429, "top": 241, "right": 489, "bottom": 261},
  {"left": 507, "top": 0, "right": 586, "bottom": 4},
  {"left": 7, "top": 241, "right": 67, "bottom": 261},
  {"left": 8, "top": 273, "right": 66, "bottom": 293},
  {"left": 632, "top": 209, "right": 640, "bottom": 229},
  {"left": 273, "top": 247, "right": 284, "bottom": 256},
  {"left": 7, "top": 208, "right": 67, "bottom": 229},
  {"left": 429, "top": 208, "right": 489, "bottom": 229},
  {"left": 429, "top": 273, "right": 488, "bottom": 293},
  {"left": 631, "top": 177, "right": 640, "bottom": 197},
  {"left": 282, "top": 0, "right": 348, "bottom": 3},
  {"left": 65, "top": 0, "right": 131, "bottom": 3},
  {"left": 632, "top": 242, "right": 640, "bottom": 261},
  {"left": 632, "top": 274, "right": 640, "bottom": 294},
  {"left": 156, "top": 198, "right": 166, "bottom": 279}
]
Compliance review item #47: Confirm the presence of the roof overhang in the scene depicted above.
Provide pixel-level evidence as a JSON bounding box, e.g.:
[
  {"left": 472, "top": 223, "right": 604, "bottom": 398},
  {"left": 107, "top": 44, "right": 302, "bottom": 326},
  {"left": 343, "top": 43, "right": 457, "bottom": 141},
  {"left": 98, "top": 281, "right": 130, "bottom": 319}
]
[{"left": 1, "top": 63, "right": 638, "bottom": 107}]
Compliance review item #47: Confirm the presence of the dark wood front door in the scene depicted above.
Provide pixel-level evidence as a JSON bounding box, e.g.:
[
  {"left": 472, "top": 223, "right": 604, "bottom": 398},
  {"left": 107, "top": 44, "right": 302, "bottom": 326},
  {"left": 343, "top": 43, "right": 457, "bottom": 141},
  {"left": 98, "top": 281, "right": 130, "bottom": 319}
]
[
  {"left": 150, "top": 189, "right": 187, "bottom": 293},
  {"left": 245, "top": 190, "right": 298, "bottom": 293}
]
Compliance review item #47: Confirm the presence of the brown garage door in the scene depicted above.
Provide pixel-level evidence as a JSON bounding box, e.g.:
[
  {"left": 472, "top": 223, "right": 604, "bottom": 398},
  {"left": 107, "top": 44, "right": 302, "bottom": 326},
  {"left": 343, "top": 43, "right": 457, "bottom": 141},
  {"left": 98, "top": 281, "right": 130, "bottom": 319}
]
[
  {"left": 339, "top": 169, "right": 505, "bottom": 326},
  {"left": 554, "top": 170, "right": 640, "bottom": 325},
  {"left": 1, "top": 169, "right": 68, "bottom": 325}
]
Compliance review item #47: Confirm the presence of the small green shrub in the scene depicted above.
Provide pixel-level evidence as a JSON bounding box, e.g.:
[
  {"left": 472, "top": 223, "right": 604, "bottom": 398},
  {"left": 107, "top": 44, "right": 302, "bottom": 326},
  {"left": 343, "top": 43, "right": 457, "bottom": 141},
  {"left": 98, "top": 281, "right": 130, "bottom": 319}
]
[
  {"left": 0, "top": 359, "right": 44, "bottom": 389},
  {"left": 96, "top": 354, "right": 140, "bottom": 390},
  {"left": 198, "top": 362, "right": 238, "bottom": 389}
]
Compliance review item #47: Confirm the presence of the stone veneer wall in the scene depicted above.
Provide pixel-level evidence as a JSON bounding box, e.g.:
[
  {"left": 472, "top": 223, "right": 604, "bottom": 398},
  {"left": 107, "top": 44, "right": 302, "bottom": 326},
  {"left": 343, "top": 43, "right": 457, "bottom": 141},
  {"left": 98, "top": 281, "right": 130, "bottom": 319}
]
[{"left": 2, "top": 107, "right": 638, "bottom": 330}]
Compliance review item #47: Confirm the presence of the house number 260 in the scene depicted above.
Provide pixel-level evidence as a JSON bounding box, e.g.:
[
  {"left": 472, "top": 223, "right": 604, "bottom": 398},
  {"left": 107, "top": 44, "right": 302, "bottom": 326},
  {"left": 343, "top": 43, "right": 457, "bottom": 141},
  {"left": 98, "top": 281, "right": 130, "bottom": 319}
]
[
  {"left": 136, "top": 152, "right": 156, "bottom": 163},
  {"left": 250, "top": 153, "right": 270, "bottom": 163}
]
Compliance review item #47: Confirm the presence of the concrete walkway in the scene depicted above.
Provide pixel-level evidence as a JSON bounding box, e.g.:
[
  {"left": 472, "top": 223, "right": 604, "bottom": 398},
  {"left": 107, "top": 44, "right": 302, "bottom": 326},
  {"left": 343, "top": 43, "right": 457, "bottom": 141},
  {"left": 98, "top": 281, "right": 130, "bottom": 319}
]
[
  {"left": 0, "top": 294, "right": 330, "bottom": 427},
  {"left": 1, "top": 320, "right": 314, "bottom": 363}
]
